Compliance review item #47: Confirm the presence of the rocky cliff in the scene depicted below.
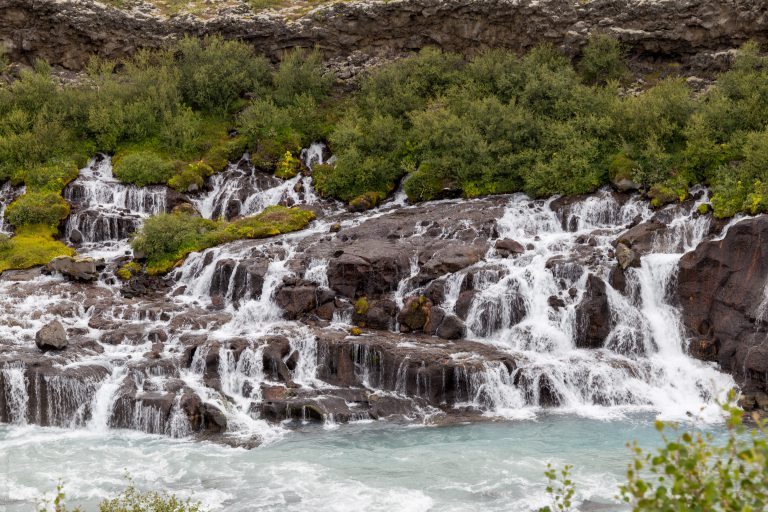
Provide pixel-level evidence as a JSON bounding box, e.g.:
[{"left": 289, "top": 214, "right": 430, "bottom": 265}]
[
  {"left": 678, "top": 216, "right": 768, "bottom": 409},
  {"left": 2, "top": 0, "right": 767, "bottom": 72}
]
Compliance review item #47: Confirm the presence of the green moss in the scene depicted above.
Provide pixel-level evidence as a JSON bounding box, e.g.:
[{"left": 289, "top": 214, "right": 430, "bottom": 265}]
[
  {"left": 0, "top": 225, "right": 74, "bottom": 273},
  {"left": 349, "top": 192, "right": 383, "bottom": 212},
  {"left": 697, "top": 203, "right": 712, "bottom": 215},
  {"left": 648, "top": 185, "right": 679, "bottom": 208},
  {"left": 349, "top": 327, "right": 362, "bottom": 336},
  {"left": 354, "top": 297, "right": 369, "bottom": 316},
  {"left": 116, "top": 261, "right": 142, "bottom": 281},
  {"left": 168, "top": 161, "right": 213, "bottom": 192},
  {"left": 133, "top": 205, "right": 316, "bottom": 275},
  {"left": 5, "top": 192, "right": 70, "bottom": 228}
]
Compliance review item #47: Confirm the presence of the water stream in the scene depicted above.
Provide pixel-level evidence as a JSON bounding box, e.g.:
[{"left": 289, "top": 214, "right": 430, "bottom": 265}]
[{"left": 0, "top": 144, "right": 741, "bottom": 510}]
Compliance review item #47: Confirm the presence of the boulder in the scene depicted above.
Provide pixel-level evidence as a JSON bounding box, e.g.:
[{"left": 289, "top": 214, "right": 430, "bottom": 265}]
[
  {"left": 35, "top": 320, "right": 68, "bottom": 351},
  {"left": 419, "top": 241, "right": 488, "bottom": 281},
  {"left": 397, "top": 296, "right": 433, "bottom": 332},
  {"left": 615, "top": 242, "right": 640, "bottom": 270},
  {"left": 46, "top": 256, "right": 99, "bottom": 281},
  {"left": 574, "top": 274, "right": 611, "bottom": 349},
  {"left": 327, "top": 241, "right": 410, "bottom": 298},
  {"left": 495, "top": 238, "right": 525, "bottom": 258},
  {"left": 436, "top": 314, "right": 467, "bottom": 340},
  {"left": 353, "top": 299, "right": 397, "bottom": 330},
  {"left": 275, "top": 280, "right": 320, "bottom": 319}
]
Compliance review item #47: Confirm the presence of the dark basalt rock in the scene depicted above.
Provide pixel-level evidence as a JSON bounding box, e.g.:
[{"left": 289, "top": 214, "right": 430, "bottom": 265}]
[
  {"left": 495, "top": 238, "right": 525, "bottom": 258},
  {"left": 678, "top": 216, "right": 768, "bottom": 399},
  {"left": 327, "top": 241, "right": 410, "bottom": 298},
  {"left": 574, "top": 274, "right": 611, "bottom": 349},
  {"left": 397, "top": 296, "right": 433, "bottom": 333}
]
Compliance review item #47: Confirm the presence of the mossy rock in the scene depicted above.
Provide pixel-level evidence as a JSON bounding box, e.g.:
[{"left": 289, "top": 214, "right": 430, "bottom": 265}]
[
  {"left": 349, "top": 192, "right": 383, "bottom": 212},
  {"left": 648, "top": 185, "right": 680, "bottom": 208},
  {"left": 5, "top": 192, "right": 70, "bottom": 228}
]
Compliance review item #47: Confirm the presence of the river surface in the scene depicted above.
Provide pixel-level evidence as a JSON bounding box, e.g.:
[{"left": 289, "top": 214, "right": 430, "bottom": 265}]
[{"left": 1, "top": 414, "right": 722, "bottom": 512}]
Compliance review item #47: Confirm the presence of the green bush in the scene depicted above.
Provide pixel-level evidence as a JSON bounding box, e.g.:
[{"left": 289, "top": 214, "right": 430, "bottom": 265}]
[
  {"left": 4, "top": 192, "right": 70, "bottom": 227},
  {"left": 113, "top": 151, "right": 175, "bottom": 187},
  {"left": 39, "top": 480, "right": 204, "bottom": 512},
  {"left": 578, "top": 33, "right": 627, "bottom": 85},
  {"left": 540, "top": 394, "right": 768, "bottom": 511},
  {"left": 176, "top": 35, "right": 271, "bottom": 113},
  {"left": 272, "top": 48, "right": 335, "bottom": 106},
  {"left": 132, "top": 206, "right": 315, "bottom": 274}
]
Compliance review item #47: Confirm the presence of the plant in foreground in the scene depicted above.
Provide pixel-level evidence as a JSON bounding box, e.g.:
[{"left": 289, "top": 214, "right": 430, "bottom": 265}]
[{"left": 540, "top": 392, "right": 768, "bottom": 511}]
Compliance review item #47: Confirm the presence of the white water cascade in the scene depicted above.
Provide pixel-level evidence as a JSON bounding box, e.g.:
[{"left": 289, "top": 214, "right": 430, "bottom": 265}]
[
  {"left": 63, "top": 154, "right": 168, "bottom": 258},
  {"left": 0, "top": 140, "right": 742, "bottom": 447}
]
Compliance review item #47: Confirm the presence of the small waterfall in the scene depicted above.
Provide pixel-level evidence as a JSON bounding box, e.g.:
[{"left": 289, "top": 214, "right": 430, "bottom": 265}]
[
  {"left": 0, "top": 182, "right": 24, "bottom": 235},
  {"left": 87, "top": 366, "right": 128, "bottom": 431},
  {"left": 64, "top": 155, "right": 167, "bottom": 255},
  {"left": 1, "top": 365, "right": 29, "bottom": 424}
]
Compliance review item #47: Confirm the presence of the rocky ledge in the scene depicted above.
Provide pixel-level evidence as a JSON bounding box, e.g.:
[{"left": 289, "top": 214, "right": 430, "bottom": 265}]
[{"left": 2, "top": 0, "right": 767, "bottom": 74}]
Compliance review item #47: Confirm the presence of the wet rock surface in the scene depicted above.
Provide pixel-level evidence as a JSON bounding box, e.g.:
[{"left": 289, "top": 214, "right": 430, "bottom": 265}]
[
  {"left": 0, "top": 152, "right": 752, "bottom": 445},
  {"left": 678, "top": 216, "right": 768, "bottom": 405}
]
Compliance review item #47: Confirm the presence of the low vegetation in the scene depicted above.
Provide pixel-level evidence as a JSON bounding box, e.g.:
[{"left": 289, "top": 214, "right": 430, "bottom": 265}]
[
  {"left": 0, "top": 226, "right": 74, "bottom": 273},
  {"left": 131, "top": 206, "right": 315, "bottom": 274},
  {"left": 541, "top": 394, "right": 768, "bottom": 511},
  {"left": 3, "top": 33, "right": 768, "bottom": 273},
  {"left": 39, "top": 480, "right": 204, "bottom": 512}
]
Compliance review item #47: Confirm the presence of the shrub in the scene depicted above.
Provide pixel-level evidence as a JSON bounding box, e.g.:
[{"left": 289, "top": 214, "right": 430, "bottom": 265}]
[
  {"left": 113, "top": 151, "right": 175, "bottom": 187},
  {"left": 167, "top": 161, "right": 213, "bottom": 193},
  {"left": 176, "top": 35, "right": 270, "bottom": 113},
  {"left": 578, "top": 33, "right": 627, "bottom": 85},
  {"left": 4, "top": 192, "right": 70, "bottom": 227},
  {"left": 160, "top": 107, "right": 203, "bottom": 157},
  {"left": 540, "top": 393, "right": 768, "bottom": 512},
  {"left": 272, "top": 48, "right": 334, "bottom": 106},
  {"left": 39, "top": 480, "right": 204, "bottom": 512},
  {"left": 132, "top": 206, "right": 315, "bottom": 274}
]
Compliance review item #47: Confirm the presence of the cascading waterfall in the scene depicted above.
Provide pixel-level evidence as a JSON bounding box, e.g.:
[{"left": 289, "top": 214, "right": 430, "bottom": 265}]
[
  {"left": 0, "top": 181, "right": 24, "bottom": 235},
  {"left": 1, "top": 365, "right": 28, "bottom": 424},
  {"left": 63, "top": 155, "right": 168, "bottom": 256},
  {"left": 443, "top": 190, "right": 733, "bottom": 421},
  {"left": 0, "top": 138, "right": 743, "bottom": 448}
]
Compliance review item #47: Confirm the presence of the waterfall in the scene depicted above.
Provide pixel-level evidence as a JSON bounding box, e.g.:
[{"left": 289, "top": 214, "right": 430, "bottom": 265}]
[
  {"left": 87, "top": 365, "right": 127, "bottom": 431},
  {"left": 1, "top": 365, "right": 28, "bottom": 424},
  {"left": 63, "top": 155, "right": 168, "bottom": 256},
  {"left": 0, "top": 182, "right": 24, "bottom": 235}
]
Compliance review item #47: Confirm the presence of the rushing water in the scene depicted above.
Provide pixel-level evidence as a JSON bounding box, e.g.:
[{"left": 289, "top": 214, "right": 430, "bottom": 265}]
[
  {"left": 0, "top": 415, "right": 726, "bottom": 512},
  {"left": 0, "top": 143, "right": 745, "bottom": 510}
]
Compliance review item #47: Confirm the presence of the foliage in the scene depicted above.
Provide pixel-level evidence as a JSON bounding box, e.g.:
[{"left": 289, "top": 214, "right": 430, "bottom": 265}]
[
  {"left": 5, "top": 192, "right": 70, "bottom": 228},
  {"left": 539, "top": 464, "right": 575, "bottom": 512},
  {"left": 132, "top": 206, "right": 315, "bottom": 274},
  {"left": 175, "top": 36, "right": 271, "bottom": 113},
  {"left": 578, "top": 33, "right": 627, "bottom": 85},
  {"left": 113, "top": 151, "right": 175, "bottom": 187},
  {"left": 540, "top": 393, "right": 768, "bottom": 511},
  {"left": 38, "top": 480, "right": 204, "bottom": 512}
]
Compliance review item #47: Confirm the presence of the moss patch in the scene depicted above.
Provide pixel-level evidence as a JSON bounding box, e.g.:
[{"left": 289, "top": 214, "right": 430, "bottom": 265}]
[
  {"left": 0, "top": 225, "right": 74, "bottom": 273},
  {"left": 132, "top": 205, "right": 316, "bottom": 275}
]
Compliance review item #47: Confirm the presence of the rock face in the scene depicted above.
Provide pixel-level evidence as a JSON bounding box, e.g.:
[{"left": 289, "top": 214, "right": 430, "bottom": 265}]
[
  {"left": 3, "top": 0, "right": 767, "bottom": 73},
  {"left": 678, "top": 216, "right": 768, "bottom": 398},
  {"left": 35, "top": 320, "right": 68, "bottom": 350}
]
